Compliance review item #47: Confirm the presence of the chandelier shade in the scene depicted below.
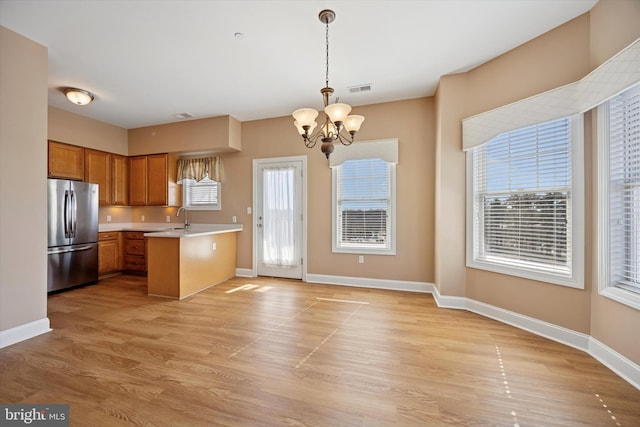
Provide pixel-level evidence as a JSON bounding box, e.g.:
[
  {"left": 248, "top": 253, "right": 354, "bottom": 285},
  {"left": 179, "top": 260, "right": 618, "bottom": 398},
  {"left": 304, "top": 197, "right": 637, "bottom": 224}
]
[
  {"left": 324, "top": 103, "right": 351, "bottom": 124},
  {"left": 344, "top": 115, "right": 365, "bottom": 132},
  {"left": 292, "top": 108, "right": 319, "bottom": 127},
  {"left": 292, "top": 9, "right": 365, "bottom": 159}
]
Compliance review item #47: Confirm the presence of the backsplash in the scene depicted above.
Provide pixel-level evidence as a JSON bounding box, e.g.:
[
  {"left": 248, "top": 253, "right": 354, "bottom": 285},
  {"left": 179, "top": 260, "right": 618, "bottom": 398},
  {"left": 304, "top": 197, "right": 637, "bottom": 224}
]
[{"left": 99, "top": 206, "right": 230, "bottom": 225}]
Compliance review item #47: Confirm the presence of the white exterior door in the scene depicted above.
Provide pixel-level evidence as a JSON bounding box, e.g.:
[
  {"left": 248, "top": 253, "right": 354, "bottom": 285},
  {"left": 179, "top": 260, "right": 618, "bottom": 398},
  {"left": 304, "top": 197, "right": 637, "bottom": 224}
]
[{"left": 254, "top": 157, "right": 306, "bottom": 279}]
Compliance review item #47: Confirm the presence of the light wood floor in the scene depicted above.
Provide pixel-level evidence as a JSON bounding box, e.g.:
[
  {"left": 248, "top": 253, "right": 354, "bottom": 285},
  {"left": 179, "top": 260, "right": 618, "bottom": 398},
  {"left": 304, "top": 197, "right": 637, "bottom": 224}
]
[{"left": 1, "top": 275, "right": 639, "bottom": 426}]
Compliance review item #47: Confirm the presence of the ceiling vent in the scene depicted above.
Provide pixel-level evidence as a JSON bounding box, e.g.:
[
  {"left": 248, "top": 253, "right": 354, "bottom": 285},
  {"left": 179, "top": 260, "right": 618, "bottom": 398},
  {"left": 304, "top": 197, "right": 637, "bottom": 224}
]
[
  {"left": 173, "top": 112, "right": 194, "bottom": 119},
  {"left": 347, "top": 84, "right": 372, "bottom": 94}
]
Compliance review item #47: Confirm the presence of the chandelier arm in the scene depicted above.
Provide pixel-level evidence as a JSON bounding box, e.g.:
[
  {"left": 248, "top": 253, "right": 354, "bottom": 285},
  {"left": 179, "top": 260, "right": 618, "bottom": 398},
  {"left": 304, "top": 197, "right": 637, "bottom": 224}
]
[
  {"left": 305, "top": 127, "right": 324, "bottom": 147},
  {"left": 335, "top": 129, "right": 355, "bottom": 146}
]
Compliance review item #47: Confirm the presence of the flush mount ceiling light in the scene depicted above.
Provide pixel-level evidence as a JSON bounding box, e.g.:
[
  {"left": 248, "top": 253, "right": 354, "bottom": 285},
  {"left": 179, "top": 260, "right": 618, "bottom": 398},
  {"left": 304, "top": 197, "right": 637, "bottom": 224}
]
[
  {"left": 64, "top": 88, "right": 94, "bottom": 106},
  {"left": 292, "top": 9, "right": 365, "bottom": 159}
]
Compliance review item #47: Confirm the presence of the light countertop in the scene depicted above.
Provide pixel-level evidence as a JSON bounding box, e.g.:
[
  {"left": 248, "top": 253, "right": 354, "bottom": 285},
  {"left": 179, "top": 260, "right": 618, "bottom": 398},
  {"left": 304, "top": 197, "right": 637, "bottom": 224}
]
[
  {"left": 99, "top": 222, "right": 242, "bottom": 238},
  {"left": 143, "top": 224, "right": 243, "bottom": 238}
]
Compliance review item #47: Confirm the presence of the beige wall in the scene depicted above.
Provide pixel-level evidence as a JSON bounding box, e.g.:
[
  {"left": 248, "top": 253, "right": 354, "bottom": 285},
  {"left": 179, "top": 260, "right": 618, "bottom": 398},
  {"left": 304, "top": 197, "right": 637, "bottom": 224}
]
[
  {"left": 204, "top": 98, "right": 435, "bottom": 282},
  {"left": 435, "top": 0, "right": 640, "bottom": 364},
  {"left": 48, "top": 106, "right": 128, "bottom": 155},
  {"left": 0, "top": 27, "right": 48, "bottom": 332},
  {"left": 461, "top": 14, "right": 593, "bottom": 333},
  {"left": 434, "top": 74, "right": 468, "bottom": 297},
  {"left": 133, "top": 98, "right": 435, "bottom": 282}
]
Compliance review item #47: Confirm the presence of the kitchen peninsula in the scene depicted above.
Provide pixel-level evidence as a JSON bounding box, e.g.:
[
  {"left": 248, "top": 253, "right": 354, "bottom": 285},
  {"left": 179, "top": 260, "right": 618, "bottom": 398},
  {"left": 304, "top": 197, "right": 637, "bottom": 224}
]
[{"left": 144, "top": 224, "right": 242, "bottom": 299}]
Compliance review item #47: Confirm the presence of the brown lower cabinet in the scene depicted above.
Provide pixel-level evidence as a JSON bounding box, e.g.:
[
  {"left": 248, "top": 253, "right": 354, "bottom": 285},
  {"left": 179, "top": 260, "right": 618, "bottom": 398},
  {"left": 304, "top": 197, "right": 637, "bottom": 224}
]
[
  {"left": 98, "top": 232, "right": 122, "bottom": 275},
  {"left": 123, "top": 231, "right": 147, "bottom": 273}
]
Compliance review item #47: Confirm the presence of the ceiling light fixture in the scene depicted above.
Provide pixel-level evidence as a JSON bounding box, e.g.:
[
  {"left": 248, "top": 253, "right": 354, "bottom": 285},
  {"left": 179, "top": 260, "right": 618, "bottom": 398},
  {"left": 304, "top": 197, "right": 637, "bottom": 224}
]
[
  {"left": 64, "top": 88, "right": 94, "bottom": 106},
  {"left": 292, "top": 9, "right": 365, "bottom": 159}
]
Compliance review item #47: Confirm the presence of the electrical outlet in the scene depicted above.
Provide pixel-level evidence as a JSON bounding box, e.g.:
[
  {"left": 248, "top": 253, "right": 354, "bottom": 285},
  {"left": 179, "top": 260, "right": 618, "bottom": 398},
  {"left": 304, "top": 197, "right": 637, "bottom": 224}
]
[
  {"left": 212, "top": 243, "right": 217, "bottom": 251},
  {"left": 358, "top": 256, "right": 364, "bottom": 264},
  {"left": 166, "top": 215, "right": 171, "bottom": 222},
  {"left": 106, "top": 215, "right": 111, "bottom": 223},
  {"left": 247, "top": 207, "right": 252, "bottom": 215},
  {"left": 232, "top": 216, "right": 237, "bottom": 223},
  {"left": 141, "top": 215, "right": 145, "bottom": 222}
]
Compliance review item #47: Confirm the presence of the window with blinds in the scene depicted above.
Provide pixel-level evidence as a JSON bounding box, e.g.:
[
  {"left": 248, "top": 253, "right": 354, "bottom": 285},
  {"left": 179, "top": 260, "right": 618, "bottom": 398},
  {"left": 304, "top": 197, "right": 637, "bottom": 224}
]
[
  {"left": 467, "top": 115, "right": 583, "bottom": 287},
  {"left": 334, "top": 158, "right": 395, "bottom": 254},
  {"left": 183, "top": 176, "right": 221, "bottom": 210},
  {"left": 600, "top": 83, "right": 640, "bottom": 299}
]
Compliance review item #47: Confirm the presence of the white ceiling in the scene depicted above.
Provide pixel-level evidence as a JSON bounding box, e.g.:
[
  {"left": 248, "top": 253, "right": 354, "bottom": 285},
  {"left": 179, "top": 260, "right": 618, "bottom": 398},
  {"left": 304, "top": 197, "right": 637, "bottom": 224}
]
[{"left": 0, "top": 0, "right": 598, "bottom": 129}]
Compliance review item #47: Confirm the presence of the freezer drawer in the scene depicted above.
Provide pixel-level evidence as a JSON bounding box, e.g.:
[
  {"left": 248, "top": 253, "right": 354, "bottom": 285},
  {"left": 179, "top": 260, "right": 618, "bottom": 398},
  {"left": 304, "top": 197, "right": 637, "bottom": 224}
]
[{"left": 47, "top": 243, "right": 98, "bottom": 292}]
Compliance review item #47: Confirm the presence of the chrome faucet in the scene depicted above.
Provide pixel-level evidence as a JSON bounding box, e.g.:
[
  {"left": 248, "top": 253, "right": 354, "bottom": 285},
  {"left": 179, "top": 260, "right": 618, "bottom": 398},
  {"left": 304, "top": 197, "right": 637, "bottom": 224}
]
[{"left": 176, "top": 207, "right": 190, "bottom": 229}]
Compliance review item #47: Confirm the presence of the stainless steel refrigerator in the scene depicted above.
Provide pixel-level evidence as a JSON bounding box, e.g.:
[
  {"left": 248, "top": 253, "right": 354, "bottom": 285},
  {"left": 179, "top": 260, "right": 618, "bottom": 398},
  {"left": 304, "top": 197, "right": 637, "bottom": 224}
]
[{"left": 47, "top": 179, "right": 99, "bottom": 292}]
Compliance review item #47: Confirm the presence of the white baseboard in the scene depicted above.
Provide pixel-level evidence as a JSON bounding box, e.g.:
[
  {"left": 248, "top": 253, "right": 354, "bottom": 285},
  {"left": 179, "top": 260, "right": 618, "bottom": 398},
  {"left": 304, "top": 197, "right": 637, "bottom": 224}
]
[
  {"left": 0, "top": 317, "right": 51, "bottom": 349},
  {"left": 306, "top": 273, "right": 433, "bottom": 293},
  {"left": 589, "top": 337, "right": 640, "bottom": 390},
  {"left": 235, "top": 268, "right": 254, "bottom": 277},
  {"left": 464, "top": 298, "right": 591, "bottom": 352},
  {"left": 431, "top": 286, "right": 466, "bottom": 309}
]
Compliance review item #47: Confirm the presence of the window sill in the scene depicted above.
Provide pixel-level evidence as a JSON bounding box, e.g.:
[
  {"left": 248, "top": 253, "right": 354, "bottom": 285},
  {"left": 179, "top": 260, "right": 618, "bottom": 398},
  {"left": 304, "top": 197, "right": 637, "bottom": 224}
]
[
  {"left": 182, "top": 206, "right": 221, "bottom": 211},
  {"left": 600, "top": 286, "right": 640, "bottom": 311},
  {"left": 467, "top": 258, "right": 583, "bottom": 289},
  {"left": 333, "top": 246, "right": 396, "bottom": 256}
]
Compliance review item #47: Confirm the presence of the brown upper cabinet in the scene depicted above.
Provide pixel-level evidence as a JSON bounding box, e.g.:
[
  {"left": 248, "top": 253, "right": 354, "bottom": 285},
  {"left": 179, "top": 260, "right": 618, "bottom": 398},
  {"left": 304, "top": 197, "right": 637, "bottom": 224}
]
[
  {"left": 84, "top": 149, "right": 130, "bottom": 206},
  {"left": 129, "top": 155, "right": 148, "bottom": 205},
  {"left": 111, "top": 154, "right": 129, "bottom": 206},
  {"left": 129, "top": 153, "right": 180, "bottom": 206},
  {"left": 48, "top": 140, "right": 84, "bottom": 180},
  {"left": 48, "top": 141, "right": 177, "bottom": 207},
  {"left": 84, "top": 149, "right": 112, "bottom": 205}
]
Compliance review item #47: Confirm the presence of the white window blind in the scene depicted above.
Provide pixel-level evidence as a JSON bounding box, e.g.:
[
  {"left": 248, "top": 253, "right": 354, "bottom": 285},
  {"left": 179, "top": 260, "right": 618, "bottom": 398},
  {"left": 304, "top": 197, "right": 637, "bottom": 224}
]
[
  {"left": 183, "top": 176, "right": 221, "bottom": 210},
  {"left": 606, "top": 84, "right": 640, "bottom": 293},
  {"left": 468, "top": 116, "right": 583, "bottom": 286},
  {"left": 335, "top": 158, "right": 393, "bottom": 253}
]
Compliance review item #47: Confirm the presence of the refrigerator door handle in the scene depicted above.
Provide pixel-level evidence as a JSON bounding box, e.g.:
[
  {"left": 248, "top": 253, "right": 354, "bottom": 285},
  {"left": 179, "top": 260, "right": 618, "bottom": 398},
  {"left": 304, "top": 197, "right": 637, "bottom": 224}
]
[
  {"left": 63, "top": 190, "right": 70, "bottom": 238},
  {"left": 47, "top": 245, "right": 94, "bottom": 255},
  {"left": 70, "top": 190, "right": 77, "bottom": 238}
]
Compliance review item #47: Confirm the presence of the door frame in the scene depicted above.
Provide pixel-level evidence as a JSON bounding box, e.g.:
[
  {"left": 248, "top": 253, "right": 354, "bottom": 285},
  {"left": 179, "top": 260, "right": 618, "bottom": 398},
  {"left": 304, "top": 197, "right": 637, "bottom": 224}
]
[{"left": 252, "top": 156, "right": 307, "bottom": 281}]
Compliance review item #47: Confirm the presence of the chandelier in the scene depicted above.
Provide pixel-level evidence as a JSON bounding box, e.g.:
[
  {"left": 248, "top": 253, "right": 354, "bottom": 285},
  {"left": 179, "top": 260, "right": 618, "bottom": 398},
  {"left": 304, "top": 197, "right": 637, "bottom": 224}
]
[{"left": 292, "top": 9, "right": 365, "bottom": 159}]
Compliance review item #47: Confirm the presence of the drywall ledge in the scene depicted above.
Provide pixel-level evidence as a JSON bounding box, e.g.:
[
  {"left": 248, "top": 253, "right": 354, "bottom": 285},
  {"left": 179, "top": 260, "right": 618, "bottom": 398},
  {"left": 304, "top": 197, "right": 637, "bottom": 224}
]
[{"left": 128, "top": 114, "right": 242, "bottom": 155}]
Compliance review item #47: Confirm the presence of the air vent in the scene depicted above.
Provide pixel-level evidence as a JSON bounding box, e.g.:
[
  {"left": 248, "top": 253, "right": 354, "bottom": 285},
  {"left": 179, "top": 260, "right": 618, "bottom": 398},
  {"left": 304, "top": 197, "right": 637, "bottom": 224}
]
[
  {"left": 347, "top": 84, "right": 372, "bottom": 94},
  {"left": 173, "top": 112, "right": 194, "bottom": 119}
]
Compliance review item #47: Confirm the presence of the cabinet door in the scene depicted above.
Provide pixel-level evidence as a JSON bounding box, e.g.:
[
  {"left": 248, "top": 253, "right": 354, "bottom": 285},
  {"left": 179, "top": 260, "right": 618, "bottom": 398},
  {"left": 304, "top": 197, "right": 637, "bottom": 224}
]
[
  {"left": 129, "top": 156, "right": 148, "bottom": 206},
  {"left": 48, "top": 141, "right": 84, "bottom": 180},
  {"left": 85, "top": 149, "right": 112, "bottom": 205},
  {"left": 147, "top": 154, "right": 168, "bottom": 206},
  {"left": 98, "top": 240, "right": 119, "bottom": 274},
  {"left": 112, "top": 155, "right": 129, "bottom": 206}
]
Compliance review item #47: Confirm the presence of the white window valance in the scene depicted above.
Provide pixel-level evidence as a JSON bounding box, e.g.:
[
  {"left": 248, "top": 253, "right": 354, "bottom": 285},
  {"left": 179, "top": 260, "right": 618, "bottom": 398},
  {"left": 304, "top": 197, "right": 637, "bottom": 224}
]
[
  {"left": 463, "top": 37, "right": 640, "bottom": 151},
  {"left": 329, "top": 138, "right": 399, "bottom": 168},
  {"left": 176, "top": 156, "right": 224, "bottom": 183}
]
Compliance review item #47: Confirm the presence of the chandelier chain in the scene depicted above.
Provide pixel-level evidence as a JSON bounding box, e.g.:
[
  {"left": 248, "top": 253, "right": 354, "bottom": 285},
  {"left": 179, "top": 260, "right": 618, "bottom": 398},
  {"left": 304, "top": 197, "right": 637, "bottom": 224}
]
[{"left": 325, "top": 19, "right": 329, "bottom": 89}]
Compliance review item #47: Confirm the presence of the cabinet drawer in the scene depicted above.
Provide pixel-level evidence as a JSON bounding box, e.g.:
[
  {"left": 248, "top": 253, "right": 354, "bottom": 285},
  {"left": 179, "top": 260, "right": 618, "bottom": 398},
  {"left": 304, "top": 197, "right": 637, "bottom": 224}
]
[
  {"left": 125, "top": 240, "right": 145, "bottom": 255},
  {"left": 123, "top": 255, "right": 145, "bottom": 271},
  {"left": 99, "top": 232, "right": 119, "bottom": 241},
  {"left": 124, "top": 231, "right": 145, "bottom": 240}
]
